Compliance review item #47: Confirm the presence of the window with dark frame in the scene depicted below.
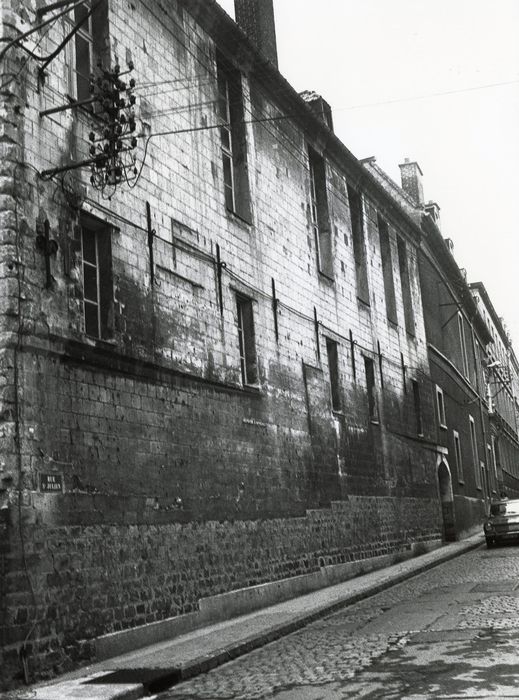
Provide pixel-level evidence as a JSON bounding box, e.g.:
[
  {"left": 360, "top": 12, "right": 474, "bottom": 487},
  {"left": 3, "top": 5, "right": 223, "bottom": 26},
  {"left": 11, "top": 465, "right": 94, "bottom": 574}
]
[
  {"left": 347, "top": 184, "right": 369, "bottom": 304},
  {"left": 396, "top": 236, "right": 415, "bottom": 336},
  {"left": 236, "top": 295, "right": 258, "bottom": 386},
  {"left": 326, "top": 338, "right": 341, "bottom": 411},
  {"left": 308, "top": 147, "right": 333, "bottom": 277},
  {"left": 377, "top": 214, "right": 397, "bottom": 324},
  {"left": 412, "top": 379, "right": 423, "bottom": 436},
  {"left": 80, "top": 214, "right": 113, "bottom": 339},
  {"left": 217, "top": 55, "right": 251, "bottom": 221},
  {"left": 364, "top": 356, "right": 378, "bottom": 422}
]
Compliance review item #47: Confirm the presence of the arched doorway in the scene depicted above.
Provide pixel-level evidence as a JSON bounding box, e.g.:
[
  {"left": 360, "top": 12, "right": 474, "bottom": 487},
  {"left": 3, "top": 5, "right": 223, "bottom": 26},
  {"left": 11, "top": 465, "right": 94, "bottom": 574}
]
[{"left": 438, "top": 459, "right": 456, "bottom": 541}]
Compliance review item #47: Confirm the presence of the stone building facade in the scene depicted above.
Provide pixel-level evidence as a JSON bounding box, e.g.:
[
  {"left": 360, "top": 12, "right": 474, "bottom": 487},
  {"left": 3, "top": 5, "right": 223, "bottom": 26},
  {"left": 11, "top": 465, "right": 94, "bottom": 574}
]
[
  {"left": 363, "top": 157, "right": 493, "bottom": 540},
  {"left": 470, "top": 282, "right": 519, "bottom": 497},
  {"left": 0, "top": 0, "right": 491, "bottom": 686}
]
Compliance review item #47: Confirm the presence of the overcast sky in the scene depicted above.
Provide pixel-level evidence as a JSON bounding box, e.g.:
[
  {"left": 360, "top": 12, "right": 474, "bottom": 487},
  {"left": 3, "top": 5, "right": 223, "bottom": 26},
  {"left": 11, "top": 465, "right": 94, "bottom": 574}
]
[{"left": 217, "top": 0, "right": 519, "bottom": 352}]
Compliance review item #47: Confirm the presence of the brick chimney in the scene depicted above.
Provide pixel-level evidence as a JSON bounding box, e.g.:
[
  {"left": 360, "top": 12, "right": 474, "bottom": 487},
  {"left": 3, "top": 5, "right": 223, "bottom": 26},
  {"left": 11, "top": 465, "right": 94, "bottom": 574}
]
[
  {"left": 234, "top": 0, "right": 278, "bottom": 68},
  {"left": 399, "top": 158, "right": 424, "bottom": 207},
  {"left": 425, "top": 200, "right": 441, "bottom": 229},
  {"left": 299, "top": 90, "right": 334, "bottom": 131}
]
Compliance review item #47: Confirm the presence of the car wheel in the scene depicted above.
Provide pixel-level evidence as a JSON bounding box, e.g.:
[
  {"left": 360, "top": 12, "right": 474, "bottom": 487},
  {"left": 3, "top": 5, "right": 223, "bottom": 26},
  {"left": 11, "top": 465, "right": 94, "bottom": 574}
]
[{"left": 486, "top": 538, "right": 496, "bottom": 548}]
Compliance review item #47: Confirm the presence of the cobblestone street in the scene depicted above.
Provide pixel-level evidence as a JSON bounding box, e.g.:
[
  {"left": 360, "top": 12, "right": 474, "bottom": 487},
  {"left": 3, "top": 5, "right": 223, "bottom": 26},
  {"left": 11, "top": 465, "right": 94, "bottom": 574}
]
[{"left": 159, "top": 544, "right": 519, "bottom": 699}]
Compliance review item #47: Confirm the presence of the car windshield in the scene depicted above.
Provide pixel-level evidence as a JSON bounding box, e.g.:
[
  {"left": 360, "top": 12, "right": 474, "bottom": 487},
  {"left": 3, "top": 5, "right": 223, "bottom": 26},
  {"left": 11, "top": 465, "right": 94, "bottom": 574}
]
[{"left": 490, "top": 500, "right": 519, "bottom": 516}]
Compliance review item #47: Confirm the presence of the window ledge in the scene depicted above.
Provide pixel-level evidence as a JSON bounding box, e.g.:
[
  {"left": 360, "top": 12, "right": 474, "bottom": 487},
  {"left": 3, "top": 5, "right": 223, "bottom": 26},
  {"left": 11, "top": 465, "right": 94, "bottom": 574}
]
[
  {"left": 318, "top": 270, "right": 335, "bottom": 284},
  {"left": 226, "top": 208, "right": 252, "bottom": 228},
  {"left": 242, "top": 383, "right": 261, "bottom": 394},
  {"left": 370, "top": 419, "right": 380, "bottom": 426},
  {"left": 439, "top": 423, "right": 448, "bottom": 430},
  {"left": 83, "top": 335, "right": 117, "bottom": 348},
  {"left": 458, "top": 480, "right": 465, "bottom": 486}
]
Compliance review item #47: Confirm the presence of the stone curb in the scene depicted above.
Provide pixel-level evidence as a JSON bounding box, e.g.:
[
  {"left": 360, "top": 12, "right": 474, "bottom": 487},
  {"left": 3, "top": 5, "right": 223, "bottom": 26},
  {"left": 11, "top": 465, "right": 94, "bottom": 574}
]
[{"left": 174, "top": 536, "right": 484, "bottom": 686}]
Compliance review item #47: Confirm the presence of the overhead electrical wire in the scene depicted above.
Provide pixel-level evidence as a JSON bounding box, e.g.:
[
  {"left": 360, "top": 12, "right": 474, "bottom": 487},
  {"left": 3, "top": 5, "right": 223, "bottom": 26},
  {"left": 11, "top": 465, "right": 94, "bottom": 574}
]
[
  {"left": 20, "top": 3, "right": 497, "bottom": 408},
  {"left": 20, "top": 3, "right": 438, "bottom": 376}
]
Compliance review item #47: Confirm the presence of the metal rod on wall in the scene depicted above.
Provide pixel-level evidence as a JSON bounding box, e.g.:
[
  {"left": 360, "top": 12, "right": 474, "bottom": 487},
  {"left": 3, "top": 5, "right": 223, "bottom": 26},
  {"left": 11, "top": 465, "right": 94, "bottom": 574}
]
[
  {"left": 146, "top": 201, "right": 155, "bottom": 286},
  {"left": 216, "top": 243, "right": 225, "bottom": 316},
  {"left": 349, "top": 329, "right": 356, "bottom": 382},
  {"left": 271, "top": 277, "right": 279, "bottom": 342},
  {"left": 44, "top": 219, "right": 52, "bottom": 289},
  {"left": 377, "top": 340, "right": 384, "bottom": 389},
  {"left": 314, "top": 307, "right": 320, "bottom": 361}
]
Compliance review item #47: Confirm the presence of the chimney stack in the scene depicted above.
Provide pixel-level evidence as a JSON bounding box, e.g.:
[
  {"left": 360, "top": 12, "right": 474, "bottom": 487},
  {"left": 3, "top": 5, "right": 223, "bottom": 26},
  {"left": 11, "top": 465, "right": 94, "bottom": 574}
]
[
  {"left": 234, "top": 0, "right": 278, "bottom": 68},
  {"left": 299, "top": 90, "right": 334, "bottom": 131},
  {"left": 425, "top": 201, "right": 441, "bottom": 229},
  {"left": 399, "top": 158, "right": 424, "bottom": 207}
]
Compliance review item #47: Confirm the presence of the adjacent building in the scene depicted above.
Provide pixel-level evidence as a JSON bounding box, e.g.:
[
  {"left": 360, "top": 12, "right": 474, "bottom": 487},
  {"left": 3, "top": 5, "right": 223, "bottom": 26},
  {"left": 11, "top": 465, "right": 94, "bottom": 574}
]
[
  {"left": 362, "top": 157, "right": 493, "bottom": 539},
  {"left": 470, "top": 282, "right": 519, "bottom": 497}
]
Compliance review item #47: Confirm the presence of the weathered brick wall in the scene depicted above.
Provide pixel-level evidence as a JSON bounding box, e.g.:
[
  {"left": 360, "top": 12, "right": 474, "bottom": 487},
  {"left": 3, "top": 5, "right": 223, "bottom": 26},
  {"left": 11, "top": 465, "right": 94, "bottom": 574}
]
[
  {"left": 0, "top": 0, "right": 440, "bottom": 516},
  {"left": 0, "top": 0, "right": 446, "bottom": 687},
  {"left": 1, "top": 495, "right": 441, "bottom": 682}
]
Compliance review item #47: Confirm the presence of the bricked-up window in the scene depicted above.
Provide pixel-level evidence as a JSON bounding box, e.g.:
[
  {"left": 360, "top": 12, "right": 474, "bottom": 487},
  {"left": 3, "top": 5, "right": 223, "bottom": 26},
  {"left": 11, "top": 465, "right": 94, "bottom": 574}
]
[
  {"left": 397, "top": 237, "right": 415, "bottom": 336},
  {"left": 458, "top": 312, "right": 469, "bottom": 378},
  {"left": 469, "top": 415, "right": 482, "bottom": 489},
  {"left": 68, "top": 1, "right": 109, "bottom": 102},
  {"left": 326, "top": 338, "right": 341, "bottom": 411},
  {"left": 412, "top": 379, "right": 423, "bottom": 436},
  {"left": 436, "top": 385, "right": 447, "bottom": 428},
  {"left": 308, "top": 147, "right": 333, "bottom": 277},
  {"left": 236, "top": 295, "right": 258, "bottom": 385},
  {"left": 217, "top": 55, "right": 251, "bottom": 221},
  {"left": 81, "top": 215, "right": 113, "bottom": 339},
  {"left": 377, "top": 214, "right": 397, "bottom": 324},
  {"left": 454, "top": 430, "right": 464, "bottom": 482},
  {"left": 364, "top": 357, "right": 378, "bottom": 422},
  {"left": 347, "top": 184, "right": 369, "bottom": 304}
]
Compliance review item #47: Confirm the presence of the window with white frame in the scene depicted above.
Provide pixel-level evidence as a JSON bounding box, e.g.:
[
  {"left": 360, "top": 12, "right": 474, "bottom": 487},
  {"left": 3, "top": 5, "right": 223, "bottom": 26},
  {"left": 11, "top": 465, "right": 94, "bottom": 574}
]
[
  {"left": 458, "top": 312, "right": 469, "bottom": 378},
  {"left": 347, "top": 184, "right": 369, "bottom": 304},
  {"left": 488, "top": 440, "right": 498, "bottom": 493},
  {"left": 67, "top": 1, "right": 108, "bottom": 103},
  {"left": 217, "top": 55, "right": 250, "bottom": 221},
  {"left": 453, "top": 430, "right": 463, "bottom": 482},
  {"left": 469, "top": 415, "right": 482, "bottom": 489},
  {"left": 397, "top": 236, "right": 415, "bottom": 336},
  {"left": 436, "top": 385, "right": 447, "bottom": 428},
  {"left": 309, "top": 147, "right": 333, "bottom": 277},
  {"left": 378, "top": 214, "right": 397, "bottom": 324},
  {"left": 81, "top": 213, "right": 113, "bottom": 339}
]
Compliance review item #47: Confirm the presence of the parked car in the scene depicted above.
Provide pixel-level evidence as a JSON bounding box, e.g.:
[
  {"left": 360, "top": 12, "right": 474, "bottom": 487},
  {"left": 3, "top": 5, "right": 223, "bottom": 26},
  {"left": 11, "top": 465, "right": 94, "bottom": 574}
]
[{"left": 484, "top": 499, "right": 519, "bottom": 547}]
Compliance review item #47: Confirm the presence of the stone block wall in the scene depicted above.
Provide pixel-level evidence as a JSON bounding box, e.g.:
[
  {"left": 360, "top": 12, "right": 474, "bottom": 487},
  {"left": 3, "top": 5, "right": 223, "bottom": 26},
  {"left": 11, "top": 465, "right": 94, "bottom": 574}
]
[{"left": 1, "top": 495, "right": 441, "bottom": 683}]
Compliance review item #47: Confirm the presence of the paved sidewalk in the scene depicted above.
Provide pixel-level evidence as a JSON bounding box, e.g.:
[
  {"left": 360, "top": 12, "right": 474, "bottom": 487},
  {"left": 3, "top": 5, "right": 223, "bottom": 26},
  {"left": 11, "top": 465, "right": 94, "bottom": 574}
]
[{"left": 12, "top": 534, "right": 484, "bottom": 700}]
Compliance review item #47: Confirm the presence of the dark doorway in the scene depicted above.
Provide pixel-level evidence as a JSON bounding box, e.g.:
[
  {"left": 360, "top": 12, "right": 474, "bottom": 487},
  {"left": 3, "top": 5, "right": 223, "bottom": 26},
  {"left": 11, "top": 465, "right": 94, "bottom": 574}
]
[{"left": 438, "top": 460, "right": 456, "bottom": 541}]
